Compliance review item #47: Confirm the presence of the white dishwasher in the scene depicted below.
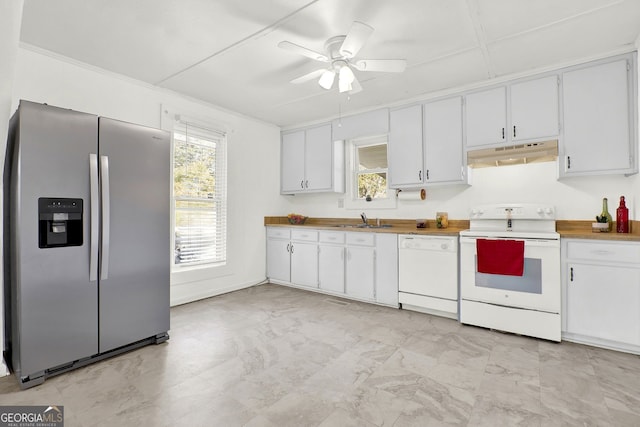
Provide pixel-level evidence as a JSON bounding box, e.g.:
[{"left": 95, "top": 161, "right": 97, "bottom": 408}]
[{"left": 398, "top": 235, "right": 459, "bottom": 319}]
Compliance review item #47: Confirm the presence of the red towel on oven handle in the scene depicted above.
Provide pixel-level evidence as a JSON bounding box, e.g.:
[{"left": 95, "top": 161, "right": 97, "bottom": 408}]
[{"left": 476, "top": 239, "right": 525, "bottom": 276}]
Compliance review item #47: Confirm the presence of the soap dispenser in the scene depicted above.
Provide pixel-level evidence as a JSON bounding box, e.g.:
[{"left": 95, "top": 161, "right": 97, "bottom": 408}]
[{"left": 616, "top": 196, "right": 629, "bottom": 233}]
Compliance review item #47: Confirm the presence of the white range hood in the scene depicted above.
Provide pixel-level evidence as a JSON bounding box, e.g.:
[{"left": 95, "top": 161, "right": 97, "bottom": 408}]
[{"left": 467, "top": 140, "right": 558, "bottom": 168}]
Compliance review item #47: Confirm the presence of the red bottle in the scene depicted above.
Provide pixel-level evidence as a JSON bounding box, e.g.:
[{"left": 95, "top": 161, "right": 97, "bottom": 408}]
[{"left": 616, "top": 196, "right": 629, "bottom": 233}]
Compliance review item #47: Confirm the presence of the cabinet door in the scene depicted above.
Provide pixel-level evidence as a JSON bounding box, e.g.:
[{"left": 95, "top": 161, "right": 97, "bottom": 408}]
[
  {"left": 566, "top": 263, "right": 640, "bottom": 345},
  {"left": 346, "top": 246, "right": 375, "bottom": 300},
  {"left": 375, "top": 234, "right": 398, "bottom": 306},
  {"left": 281, "top": 131, "right": 306, "bottom": 193},
  {"left": 465, "top": 86, "right": 507, "bottom": 147},
  {"left": 319, "top": 245, "right": 345, "bottom": 294},
  {"left": 305, "top": 124, "right": 333, "bottom": 191},
  {"left": 389, "top": 105, "right": 424, "bottom": 187},
  {"left": 562, "top": 59, "right": 632, "bottom": 174},
  {"left": 267, "top": 239, "right": 290, "bottom": 282},
  {"left": 511, "top": 75, "right": 559, "bottom": 141},
  {"left": 424, "top": 97, "right": 464, "bottom": 184},
  {"left": 290, "top": 242, "right": 318, "bottom": 288}
]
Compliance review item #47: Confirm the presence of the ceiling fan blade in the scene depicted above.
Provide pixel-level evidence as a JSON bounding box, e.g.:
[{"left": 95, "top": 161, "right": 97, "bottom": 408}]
[
  {"left": 278, "top": 41, "right": 328, "bottom": 62},
  {"left": 353, "top": 59, "right": 407, "bottom": 73},
  {"left": 339, "top": 21, "right": 374, "bottom": 58},
  {"left": 290, "top": 69, "right": 326, "bottom": 84},
  {"left": 349, "top": 76, "right": 363, "bottom": 94}
]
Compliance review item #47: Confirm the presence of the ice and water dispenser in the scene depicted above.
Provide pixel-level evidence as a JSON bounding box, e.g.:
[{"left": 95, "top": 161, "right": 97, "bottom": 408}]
[{"left": 38, "top": 198, "right": 83, "bottom": 248}]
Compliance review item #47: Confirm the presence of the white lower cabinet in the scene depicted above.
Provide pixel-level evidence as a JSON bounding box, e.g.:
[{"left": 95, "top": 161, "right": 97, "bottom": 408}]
[
  {"left": 267, "top": 227, "right": 398, "bottom": 307},
  {"left": 266, "top": 228, "right": 291, "bottom": 282},
  {"left": 562, "top": 239, "right": 640, "bottom": 353},
  {"left": 291, "top": 241, "right": 319, "bottom": 288},
  {"left": 346, "top": 245, "right": 375, "bottom": 301},
  {"left": 266, "top": 227, "right": 318, "bottom": 287},
  {"left": 375, "top": 233, "right": 399, "bottom": 306},
  {"left": 319, "top": 231, "right": 345, "bottom": 294}
]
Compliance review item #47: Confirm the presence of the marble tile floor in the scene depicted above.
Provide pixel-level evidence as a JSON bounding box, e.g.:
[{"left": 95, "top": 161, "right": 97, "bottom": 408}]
[{"left": 1, "top": 283, "right": 640, "bottom": 426}]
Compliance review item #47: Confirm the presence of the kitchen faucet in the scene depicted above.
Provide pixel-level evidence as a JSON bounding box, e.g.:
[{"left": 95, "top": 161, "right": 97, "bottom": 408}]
[{"left": 360, "top": 212, "right": 368, "bottom": 225}]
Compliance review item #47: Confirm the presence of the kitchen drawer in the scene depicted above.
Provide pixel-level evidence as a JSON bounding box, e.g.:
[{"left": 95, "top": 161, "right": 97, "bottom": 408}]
[
  {"left": 291, "top": 229, "right": 318, "bottom": 242},
  {"left": 319, "top": 231, "right": 345, "bottom": 244},
  {"left": 267, "top": 227, "right": 291, "bottom": 239},
  {"left": 346, "top": 232, "right": 375, "bottom": 246},
  {"left": 566, "top": 240, "right": 640, "bottom": 264}
]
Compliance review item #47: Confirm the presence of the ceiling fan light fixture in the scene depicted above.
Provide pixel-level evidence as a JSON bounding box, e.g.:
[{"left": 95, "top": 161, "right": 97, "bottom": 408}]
[
  {"left": 338, "top": 66, "right": 355, "bottom": 93},
  {"left": 318, "top": 70, "right": 336, "bottom": 90}
]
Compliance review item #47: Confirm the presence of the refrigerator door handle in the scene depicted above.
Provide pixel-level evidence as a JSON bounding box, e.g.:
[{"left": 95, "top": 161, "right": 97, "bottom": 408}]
[
  {"left": 89, "top": 154, "right": 99, "bottom": 281},
  {"left": 100, "top": 155, "right": 110, "bottom": 280}
]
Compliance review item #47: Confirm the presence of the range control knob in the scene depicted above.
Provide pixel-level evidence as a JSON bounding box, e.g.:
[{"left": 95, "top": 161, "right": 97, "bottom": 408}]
[
  {"left": 545, "top": 207, "right": 553, "bottom": 215},
  {"left": 536, "top": 208, "right": 544, "bottom": 214},
  {"left": 441, "top": 244, "right": 448, "bottom": 250}
]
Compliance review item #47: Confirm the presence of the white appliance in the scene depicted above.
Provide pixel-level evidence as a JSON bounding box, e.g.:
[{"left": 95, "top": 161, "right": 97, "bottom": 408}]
[
  {"left": 398, "top": 235, "right": 459, "bottom": 319},
  {"left": 459, "top": 204, "right": 561, "bottom": 341}
]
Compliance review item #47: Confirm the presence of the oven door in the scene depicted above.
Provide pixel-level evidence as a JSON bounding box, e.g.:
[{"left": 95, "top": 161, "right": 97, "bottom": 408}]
[{"left": 460, "top": 236, "right": 560, "bottom": 313}]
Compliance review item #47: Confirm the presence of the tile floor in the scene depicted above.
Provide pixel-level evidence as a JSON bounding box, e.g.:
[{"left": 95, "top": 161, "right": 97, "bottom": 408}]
[{"left": 1, "top": 283, "right": 640, "bottom": 426}]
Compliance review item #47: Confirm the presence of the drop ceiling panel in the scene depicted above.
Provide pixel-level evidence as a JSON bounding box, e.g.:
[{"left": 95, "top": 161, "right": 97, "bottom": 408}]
[
  {"left": 476, "top": 0, "right": 623, "bottom": 42},
  {"left": 488, "top": 1, "right": 640, "bottom": 76},
  {"left": 20, "top": 0, "right": 311, "bottom": 84}
]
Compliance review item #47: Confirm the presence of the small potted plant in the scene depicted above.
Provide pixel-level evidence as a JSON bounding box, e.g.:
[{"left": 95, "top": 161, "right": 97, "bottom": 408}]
[{"left": 592, "top": 198, "right": 612, "bottom": 232}]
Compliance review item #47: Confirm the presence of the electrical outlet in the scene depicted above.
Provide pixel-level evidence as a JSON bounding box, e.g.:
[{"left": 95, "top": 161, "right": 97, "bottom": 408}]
[{"left": 337, "top": 198, "right": 344, "bottom": 208}]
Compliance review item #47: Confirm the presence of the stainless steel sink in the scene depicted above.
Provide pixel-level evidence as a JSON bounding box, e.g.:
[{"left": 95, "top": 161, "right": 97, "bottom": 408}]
[{"left": 331, "top": 224, "right": 392, "bottom": 229}]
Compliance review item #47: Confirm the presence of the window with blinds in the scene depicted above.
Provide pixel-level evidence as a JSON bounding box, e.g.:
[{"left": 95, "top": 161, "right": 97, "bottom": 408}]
[{"left": 172, "top": 121, "right": 227, "bottom": 267}]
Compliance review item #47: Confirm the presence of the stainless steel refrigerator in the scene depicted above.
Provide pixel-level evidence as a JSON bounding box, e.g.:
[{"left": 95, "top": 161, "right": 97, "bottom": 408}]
[{"left": 3, "top": 100, "right": 170, "bottom": 389}]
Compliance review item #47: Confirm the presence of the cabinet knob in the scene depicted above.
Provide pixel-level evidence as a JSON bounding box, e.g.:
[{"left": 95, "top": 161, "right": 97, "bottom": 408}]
[
  {"left": 300, "top": 180, "right": 304, "bottom": 189},
  {"left": 501, "top": 127, "right": 505, "bottom": 139},
  {"left": 513, "top": 126, "right": 516, "bottom": 138}
]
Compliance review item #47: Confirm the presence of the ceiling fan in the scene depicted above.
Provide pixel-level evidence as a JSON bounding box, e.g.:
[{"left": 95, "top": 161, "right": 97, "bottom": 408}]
[{"left": 278, "top": 21, "right": 407, "bottom": 94}]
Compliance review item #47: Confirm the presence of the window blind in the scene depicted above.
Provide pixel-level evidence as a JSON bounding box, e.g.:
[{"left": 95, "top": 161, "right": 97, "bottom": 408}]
[{"left": 173, "top": 120, "right": 227, "bottom": 267}]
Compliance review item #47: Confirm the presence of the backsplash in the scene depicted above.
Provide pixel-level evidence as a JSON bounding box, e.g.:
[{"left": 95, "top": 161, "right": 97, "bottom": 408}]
[{"left": 283, "top": 161, "right": 636, "bottom": 221}]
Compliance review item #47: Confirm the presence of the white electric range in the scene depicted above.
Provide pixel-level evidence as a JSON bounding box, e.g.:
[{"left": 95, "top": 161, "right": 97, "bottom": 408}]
[{"left": 459, "top": 204, "right": 561, "bottom": 341}]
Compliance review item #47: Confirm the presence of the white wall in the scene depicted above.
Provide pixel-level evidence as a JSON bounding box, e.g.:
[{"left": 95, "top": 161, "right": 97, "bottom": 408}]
[
  {"left": 0, "top": 0, "right": 24, "bottom": 378},
  {"left": 11, "top": 46, "right": 286, "bottom": 306},
  {"left": 280, "top": 161, "right": 638, "bottom": 223}
]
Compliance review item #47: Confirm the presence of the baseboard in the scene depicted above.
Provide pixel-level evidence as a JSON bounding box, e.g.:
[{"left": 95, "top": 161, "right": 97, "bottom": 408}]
[{"left": 170, "top": 279, "right": 267, "bottom": 306}]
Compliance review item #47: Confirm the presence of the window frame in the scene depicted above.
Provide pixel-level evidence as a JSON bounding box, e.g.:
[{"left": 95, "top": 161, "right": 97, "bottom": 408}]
[
  {"left": 344, "top": 134, "right": 397, "bottom": 210},
  {"left": 171, "top": 120, "right": 227, "bottom": 270}
]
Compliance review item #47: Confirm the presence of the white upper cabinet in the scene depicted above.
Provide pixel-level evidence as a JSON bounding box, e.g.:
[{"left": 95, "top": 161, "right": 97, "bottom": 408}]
[
  {"left": 305, "top": 124, "right": 333, "bottom": 191},
  {"left": 423, "top": 96, "right": 466, "bottom": 184},
  {"left": 465, "top": 86, "right": 507, "bottom": 148},
  {"left": 561, "top": 57, "right": 636, "bottom": 176},
  {"left": 466, "top": 76, "right": 560, "bottom": 149},
  {"left": 281, "top": 123, "right": 344, "bottom": 194},
  {"left": 388, "top": 105, "right": 424, "bottom": 188},
  {"left": 281, "top": 130, "right": 305, "bottom": 193},
  {"left": 511, "top": 75, "right": 559, "bottom": 142}
]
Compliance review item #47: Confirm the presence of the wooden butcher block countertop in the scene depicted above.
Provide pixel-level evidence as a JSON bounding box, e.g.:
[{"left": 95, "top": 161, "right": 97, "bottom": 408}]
[{"left": 266, "top": 217, "right": 640, "bottom": 242}]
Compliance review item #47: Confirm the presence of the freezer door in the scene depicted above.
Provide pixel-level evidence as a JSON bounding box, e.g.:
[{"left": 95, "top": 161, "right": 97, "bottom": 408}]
[
  {"left": 10, "top": 101, "right": 99, "bottom": 376},
  {"left": 97, "top": 118, "right": 170, "bottom": 352}
]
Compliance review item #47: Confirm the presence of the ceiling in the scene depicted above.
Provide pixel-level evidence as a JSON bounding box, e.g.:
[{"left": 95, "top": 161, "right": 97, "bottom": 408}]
[{"left": 19, "top": 0, "right": 640, "bottom": 128}]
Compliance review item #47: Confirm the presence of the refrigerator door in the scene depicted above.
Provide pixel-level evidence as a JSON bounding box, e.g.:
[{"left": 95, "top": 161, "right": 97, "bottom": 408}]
[
  {"left": 97, "top": 118, "right": 170, "bottom": 352},
  {"left": 10, "top": 101, "right": 99, "bottom": 376}
]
